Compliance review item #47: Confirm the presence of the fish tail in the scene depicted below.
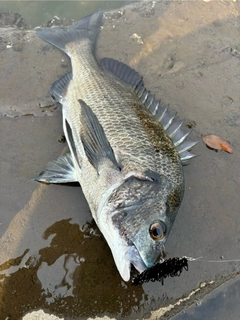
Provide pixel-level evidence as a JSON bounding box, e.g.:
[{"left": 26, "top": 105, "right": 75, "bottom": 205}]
[{"left": 36, "top": 11, "right": 103, "bottom": 54}]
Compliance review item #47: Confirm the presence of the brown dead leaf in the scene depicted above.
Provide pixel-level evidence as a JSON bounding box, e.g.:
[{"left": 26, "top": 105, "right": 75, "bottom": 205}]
[{"left": 202, "top": 134, "right": 233, "bottom": 153}]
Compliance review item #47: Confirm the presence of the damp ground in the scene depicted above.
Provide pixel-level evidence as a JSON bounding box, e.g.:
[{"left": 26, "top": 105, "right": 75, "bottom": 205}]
[{"left": 0, "top": 1, "right": 240, "bottom": 319}]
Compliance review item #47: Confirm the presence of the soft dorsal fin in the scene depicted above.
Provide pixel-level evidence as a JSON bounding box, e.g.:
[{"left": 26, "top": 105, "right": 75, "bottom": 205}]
[
  {"left": 50, "top": 72, "right": 72, "bottom": 102},
  {"left": 100, "top": 57, "right": 197, "bottom": 164},
  {"left": 100, "top": 57, "right": 142, "bottom": 90},
  {"left": 79, "top": 99, "right": 121, "bottom": 173}
]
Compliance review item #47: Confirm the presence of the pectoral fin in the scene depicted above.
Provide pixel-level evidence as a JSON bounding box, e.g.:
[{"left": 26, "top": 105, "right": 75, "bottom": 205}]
[
  {"left": 79, "top": 99, "right": 121, "bottom": 173},
  {"left": 35, "top": 152, "right": 78, "bottom": 183}
]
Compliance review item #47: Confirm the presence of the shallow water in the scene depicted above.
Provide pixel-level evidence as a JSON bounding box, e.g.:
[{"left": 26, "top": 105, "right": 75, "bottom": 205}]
[
  {"left": 1, "top": 1, "right": 240, "bottom": 319},
  {"left": 0, "top": 1, "right": 135, "bottom": 28}
]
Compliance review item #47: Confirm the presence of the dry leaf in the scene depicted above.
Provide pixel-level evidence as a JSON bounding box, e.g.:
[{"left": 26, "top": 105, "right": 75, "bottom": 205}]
[{"left": 202, "top": 134, "right": 233, "bottom": 153}]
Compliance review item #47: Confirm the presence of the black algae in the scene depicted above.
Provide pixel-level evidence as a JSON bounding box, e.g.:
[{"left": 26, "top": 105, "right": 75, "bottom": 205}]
[{"left": 132, "top": 257, "right": 188, "bottom": 286}]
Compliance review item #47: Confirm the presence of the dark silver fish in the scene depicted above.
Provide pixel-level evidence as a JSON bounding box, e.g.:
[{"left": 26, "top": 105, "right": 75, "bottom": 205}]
[{"left": 35, "top": 11, "right": 197, "bottom": 281}]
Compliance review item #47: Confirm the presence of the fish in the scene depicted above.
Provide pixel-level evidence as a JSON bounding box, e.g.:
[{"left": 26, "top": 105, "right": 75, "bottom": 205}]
[{"left": 35, "top": 11, "right": 197, "bottom": 282}]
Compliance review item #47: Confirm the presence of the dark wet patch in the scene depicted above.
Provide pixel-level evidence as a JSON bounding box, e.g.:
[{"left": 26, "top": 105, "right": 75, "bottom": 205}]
[
  {"left": 186, "top": 120, "right": 196, "bottom": 129},
  {"left": 58, "top": 135, "right": 66, "bottom": 143},
  {"left": 0, "top": 219, "right": 146, "bottom": 319}
]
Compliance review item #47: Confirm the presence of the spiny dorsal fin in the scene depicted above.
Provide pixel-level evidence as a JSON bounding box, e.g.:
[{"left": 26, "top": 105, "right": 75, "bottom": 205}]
[
  {"left": 79, "top": 99, "right": 121, "bottom": 173},
  {"left": 100, "top": 57, "right": 198, "bottom": 163},
  {"left": 134, "top": 78, "right": 198, "bottom": 164}
]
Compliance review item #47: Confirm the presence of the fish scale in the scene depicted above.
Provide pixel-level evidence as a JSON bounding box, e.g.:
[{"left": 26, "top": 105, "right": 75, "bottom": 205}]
[
  {"left": 65, "top": 43, "right": 158, "bottom": 174},
  {"left": 35, "top": 11, "right": 197, "bottom": 282}
]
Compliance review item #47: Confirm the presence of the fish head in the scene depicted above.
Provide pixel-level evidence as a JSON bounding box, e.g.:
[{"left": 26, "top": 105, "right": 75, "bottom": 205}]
[
  {"left": 128, "top": 211, "right": 168, "bottom": 269},
  {"left": 105, "top": 174, "right": 183, "bottom": 281},
  {"left": 122, "top": 200, "right": 173, "bottom": 277}
]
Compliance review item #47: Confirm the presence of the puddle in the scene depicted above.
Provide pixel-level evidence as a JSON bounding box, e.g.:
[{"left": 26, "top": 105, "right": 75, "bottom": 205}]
[{"left": 0, "top": 1, "right": 240, "bottom": 319}]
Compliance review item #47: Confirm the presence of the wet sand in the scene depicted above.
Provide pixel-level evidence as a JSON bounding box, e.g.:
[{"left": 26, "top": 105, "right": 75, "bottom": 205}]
[{"left": 0, "top": 1, "right": 240, "bottom": 319}]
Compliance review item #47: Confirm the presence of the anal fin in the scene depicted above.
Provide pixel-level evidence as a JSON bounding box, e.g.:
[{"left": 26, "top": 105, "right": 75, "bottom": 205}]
[{"left": 50, "top": 72, "right": 72, "bottom": 103}]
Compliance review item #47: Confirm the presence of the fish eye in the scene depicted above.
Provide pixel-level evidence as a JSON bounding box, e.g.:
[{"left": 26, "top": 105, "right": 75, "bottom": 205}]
[{"left": 149, "top": 220, "right": 166, "bottom": 240}]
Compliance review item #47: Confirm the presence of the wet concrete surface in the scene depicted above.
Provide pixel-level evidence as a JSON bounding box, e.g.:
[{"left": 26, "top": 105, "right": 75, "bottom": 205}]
[
  {"left": 0, "top": 0, "right": 240, "bottom": 319},
  {"left": 171, "top": 275, "right": 240, "bottom": 320}
]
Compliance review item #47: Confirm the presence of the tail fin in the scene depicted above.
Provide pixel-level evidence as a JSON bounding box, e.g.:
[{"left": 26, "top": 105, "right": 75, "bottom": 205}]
[{"left": 36, "top": 11, "right": 103, "bottom": 54}]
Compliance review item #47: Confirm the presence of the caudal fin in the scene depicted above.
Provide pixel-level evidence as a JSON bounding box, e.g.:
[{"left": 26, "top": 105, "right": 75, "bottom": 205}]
[{"left": 36, "top": 11, "right": 103, "bottom": 54}]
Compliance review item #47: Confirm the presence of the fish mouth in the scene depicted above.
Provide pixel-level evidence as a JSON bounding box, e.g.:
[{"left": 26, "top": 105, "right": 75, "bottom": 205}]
[
  {"left": 120, "top": 244, "right": 149, "bottom": 281},
  {"left": 126, "top": 245, "right": 148, "bottom": 274},
  {"left": 111, "top": 242, "right": 147, "bottom": 282},
  {"left": 114, "top": 242, "right": 166, "bottom": 281},
  {"left": 120, "top": 242, "right": 166, "bottom": 281}
]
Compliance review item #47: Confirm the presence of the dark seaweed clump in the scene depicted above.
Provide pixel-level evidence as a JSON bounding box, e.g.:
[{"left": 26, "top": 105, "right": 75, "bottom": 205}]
[{"left": 132, "top": 257, "right": 188, "bottom": 286}]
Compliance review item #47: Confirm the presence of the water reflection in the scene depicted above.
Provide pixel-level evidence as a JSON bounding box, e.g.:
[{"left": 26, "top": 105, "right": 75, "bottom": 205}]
[{"left": 0, "top": 219, "right": 145, "bottom": 319}]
